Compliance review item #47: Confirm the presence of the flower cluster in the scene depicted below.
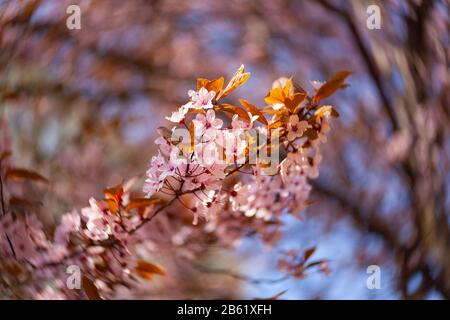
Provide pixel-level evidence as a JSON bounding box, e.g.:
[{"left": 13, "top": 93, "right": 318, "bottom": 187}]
[{"left": 0, "top": 66, "right": 349, "bottom": 299}]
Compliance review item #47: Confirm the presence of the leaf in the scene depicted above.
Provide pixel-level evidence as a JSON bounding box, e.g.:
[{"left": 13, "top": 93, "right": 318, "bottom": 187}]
[
  {"left": 82, "top": 276, "right": 102, "bottom": 300},
  {"left": 197, "top": 77, "right": 225, "bottom": 94},
  {"left": 126, "top": 198, "right": 161, "bottom": 211},
  {"left": 268, "top": 120, "right": 284, "bottom": 130},
  {"left": 313, "top": 70, "right": 351, "bottom": 104},
  {"left": 207, "top": 77, "right": 224, "bottom": 93},
  {"left": 303, "top": 246, "right": 316, "bottom": 262},
  {"left": 197, "top": 78, "right": 210, "bottom": 91},
  {"left": 305, "top": 260, "right": 328, "bottom": 269},
  {"left": 5, "top": 168, "right": 49, "bottom": 183},
  {"left": 156, "top": 126, "right": 173, "bottom": 140},
  {"left": 217, "top": 65, "right": 250, "bottom": 99},
  {"left": 261, "top": 106, "right": 282, "bottom": 115},
  {"left": 217, "top": 104, "right": 251, "bottom": 123},
  {"left": 0, "top": 150, "right": 11, "bottom": 162},
  {"left": 304, "top": 128, "right": 319, "bottom": 140},
  {"left": 9, "top": 196, "right": 41, "bottom": 209},
  {"left": 264, "top": 87, "right": 285, "bottom": 105},
  {"left": 239, "top": 99, "right": 268, "bottom": 126},
  {"left": 256, "top": 289, "right": 288, "bottom": 300},
  {"left": 314, "top": 105, "right": 339, "bottom": 119},
  {"left": 104, "top": 182, "right": 125, "bottom": 212},
  {"left": 284, "top": 92, "right": 306, "bottom": 112},
  {"left": 135, "top": 260, "right": 166, "bottom": 280},
  {"left": 104, "top": 182, "right": 124, "bottom": 201}
]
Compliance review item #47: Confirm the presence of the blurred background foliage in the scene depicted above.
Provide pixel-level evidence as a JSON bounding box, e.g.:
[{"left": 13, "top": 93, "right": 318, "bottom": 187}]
[{"left": 0, "top": 0, "right": 449, "bottom": 299}]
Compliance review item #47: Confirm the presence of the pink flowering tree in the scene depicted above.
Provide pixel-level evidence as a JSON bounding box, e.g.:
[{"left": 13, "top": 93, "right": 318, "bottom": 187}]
[{"left": 0, "top": 66, "right": 349, "bottom": 299}]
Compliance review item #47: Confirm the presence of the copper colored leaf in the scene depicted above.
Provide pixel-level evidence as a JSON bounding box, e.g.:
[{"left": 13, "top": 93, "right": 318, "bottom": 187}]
[
  {"left": 135, "top": 260, "right": 166, "bottom": 280},
  {"left": 304, "top": 246, "right": 316, "bottom": 262},
  {"left": 264, "top": 87, "right": 285, "bottom": 105},
  {"left": 9, "top": 197, "right": 41, "bottom": 209},
  {"left": 5, "top": 168, "right": 49, "bottom": 183},
  {"left": 313, "top": 71, "right": 351, "bottom": 104},
  {"left": 197, "top": 77, "right": 224, "bottom": 93},
  {"left": 284, "top": 92, "right": 306, "bottom": 112},
  {"left": 207, "top": 77, "right": 224, "bottom": 93},
  {"left": 256, "top": 289, "right": 288, "bottom": 300},
  {"left": 268, "top": 121, "right": 284, "bottom": 130},
  {"left": 126, "top": 198, "right": 161, "bottom": 211},
  {"left": 239, "top": 99, "right": 268, "bottom": 126},
  {"left": 314, "top": 105, "right": 339, "bottom": 119},
  {"left": 0, "top": 150, "right": 11, "bottom": 162},
  {"left": 218, "top": 104, "right": 251, "bottom": 123},
  {"left": 82, "top": 276, "right": 102, "bottom": 300},
  {"left": 304, "top": 128, "right": 319, "bottom": 140},
  {"left": 104, "top": 182, "right": 124, "bottom": 201},
  {"left": 197, "top": 78, "right": 210, "bottom": 91},
  {"left": 156, "top": 126, "right": 173, "bottom": 140},
  {"left": 218, "top": 65, "right": 250, "bottom": 99}
]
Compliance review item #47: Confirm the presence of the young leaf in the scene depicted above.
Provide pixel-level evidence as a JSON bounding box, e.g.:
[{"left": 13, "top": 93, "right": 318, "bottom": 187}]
[
  {"left": 313, "top": 71, "right": 351, "bottom": 104},
  {"left": 197, "top": 77, "right": 224, "bottom": 93},
  {"left": 156, "top": 126, "right": 173, "bottom": 140},
  {"left": 303, "top": 246, "right": 316, "bottom": 262},
  {"left": 217, "top": 104, "right": 251, "bottom": 123},
  {"left": 0, "top": 150, "right": 11, "bottom": 163},
  {"left": 82, "top": 276, "right": 102, "bottom": 300},
  {"left": 217, "top": 65, "right": 250, "bottom": 99},
  {"left": 314, "top": 105, "right": 339, "bottom": 119},
  {"left": 264, "top": 87, "right": 285, "bottom": 105},
  {"left": 126, "top": 198, "right": 161, "bottom": 211},
  {"left": 103, "top": 182, "right": 125, "bottom": 212},
  {"left": 256, "top": 289, "right": 288, "bottom": 300},
  {"left": 197, "top": 78, "right": 210, "bottom": 91},
  {"left": 239, "top": 99, "right": 268, "bottom": 125},
  {"left": 207, "top": 77, "right": 224, "bottom": 93},
  {"left": 304, "top": 128, "right": 319, "bottom": 140},
  {"left": 5, "top": 168, "right": 49, "bottom": 183},
  {"left": 284, "top": 92, "right": 306, "bottom": 112},
  {"left": 135, "top": 260, "right": 166, "bottom": 280}
]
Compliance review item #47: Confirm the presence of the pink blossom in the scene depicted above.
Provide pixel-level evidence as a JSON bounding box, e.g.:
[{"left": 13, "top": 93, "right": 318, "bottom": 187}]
[
  {"left": 155, "top": 136, "right": 173, "bottom": 157},
  {"left": 287, "top": 114, "right": 308, "bottom": 141},
  {"left": 188, "top": 87, "right": 215, "bottom": 109},
  {"left": 192, "top": 109, "right": 223, "bottom": 140},
  {"left": 165, "top": 103, "right": 190, "bottom": 123},
  {"left": 54, "top": 210, "right": 81, "bottom": 245},
  {"left": 82, "top": 198, "right": 112, "bottom": 241}
]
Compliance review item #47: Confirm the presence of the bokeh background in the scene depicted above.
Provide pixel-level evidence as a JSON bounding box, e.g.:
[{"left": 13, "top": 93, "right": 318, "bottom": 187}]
[{"left": 1, "top": 0, "right": 449, "bottom": 299}]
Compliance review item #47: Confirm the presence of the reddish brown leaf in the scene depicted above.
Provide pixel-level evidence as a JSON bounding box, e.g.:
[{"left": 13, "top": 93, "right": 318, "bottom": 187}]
[
  {"left": 284, "top": 92, "right": 306, "bottom": 111},
  {"left": 313, "top": 71, "right": 351, "bottom": 104},
  {"left": 256, "top": 289, "right": 288, "bottom": 300},
  {"left": 217, "top": 104, "right": 251, "bottom": 123},
  {"left": 239, "top": 99, "right": 268, "bottom": 126},
  {"left": 5, "top": 168, "right": 49, "bottom": 183},
  {"left": 314, "top": 105, "right": 339, "bottom": 119},
  {"left": 0, "top": 150, "right": 11, "bottom": 162},
  {"left": 303, "top": 246, "right": 316, "bottom": 262},
  {"left": 135, "top": 260, "right": 166, "bottom": 281},
  {"left": 217, "top": 65, "right": 250, "bottom": 99},
  {"left": 304, "top": 128, "right": 319, "bottom": 140},
  {"left": 126, "top": 198, "right": 161, "bottom": 211},
  {"left": 82, "top": 276, "right": 102, "bottom": 300}
]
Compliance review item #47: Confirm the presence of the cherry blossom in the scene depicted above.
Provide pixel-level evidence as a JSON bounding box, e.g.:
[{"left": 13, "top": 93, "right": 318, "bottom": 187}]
[
  {"left": 287, "top": 114, "right": 308, "bottom": 141},
  {"left": 0, "top": 66, "right": 345, "bottom": 300},
  {"left": 188, "top": 87, "right": 215, "bottom": 109}
]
